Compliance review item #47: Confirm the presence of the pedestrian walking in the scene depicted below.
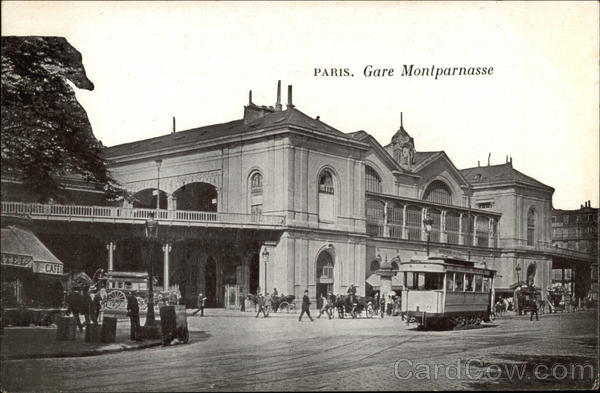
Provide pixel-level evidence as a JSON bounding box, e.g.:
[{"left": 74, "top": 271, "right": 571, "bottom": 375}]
[
  {"left": 298, "top": 290, "right": 314, "bottom": 322},
  {"left": 81, "top": 286, "right": 92, "bottom": 328},
  {"left": 529, "top": 297, "right": 539, "bottom": 321},
  {"left": 90, "top": 288, "right": 102, "bottom": 324},
  {"left": 317, "top": 294, "right": 330, "bottom": 319},
  {"left": 126, "top": 294, "right": 141, "bottom": 341},
  {"left": 67, "top": 288, "right": 84, "bottom": 331},
  {"left": 255, "top": 293, "right": 267, "bottom": 318},
  {"left": 193, "top": 293, "right": 207, "bottom": 316},
  {"left": 263, "top": 292, "right": 272, "bottom": 317}
]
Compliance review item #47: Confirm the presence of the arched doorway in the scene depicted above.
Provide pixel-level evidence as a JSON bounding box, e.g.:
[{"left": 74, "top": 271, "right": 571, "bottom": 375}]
[
  {"left": 173, "top": 182, "right": 218, "bottom": 212},
  {"left": 131, "top": 188, "right": 168, "bottom": 210},
  {"left": 316, "top": 250, "right": 334, "bottom": 309}
]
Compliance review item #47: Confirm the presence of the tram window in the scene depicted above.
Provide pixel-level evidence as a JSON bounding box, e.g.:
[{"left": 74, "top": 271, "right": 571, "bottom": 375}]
[
  {"left": 446, "top": 273, "right": 454, "bottom": 291},
  {"left": 475, "top": 275, "right": 483, "bottom": 292},
  {"left": 483, "top": 277, "right": 490, "bottom": 292},
  {"left": 465, "top": 274, "right": 474, "bottom": 291},
  {"left": 417, "top": 273, "right": 426, "bottom": 290},
  {"left": 455, "top": 274, "right": 464, "bottom": 291},
  {"left": 405, "top": 272, "right": 418, "bottom": 290},
  {"left": 424, "top": 273, "right": 444, "bottom": 290}
]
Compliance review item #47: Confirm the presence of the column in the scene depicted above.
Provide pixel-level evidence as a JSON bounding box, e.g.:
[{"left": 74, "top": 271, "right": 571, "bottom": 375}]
[
  {"left": 440, "top": 210, "right": 447, "bottom": 243},
  {"left": 472, "top": 215, "right": 478, "bottom": 246},
  {"left": 402, "top": 205, "right": 407, "bottom": 239},
  {"left": 421, "top": 207, "right": 427, "bottom": 241},
  {"left": 167, "top": 194, "right": 177, "bottom": 211},
  {"left": 162, "top": 243, "right": 171, "bottom": 289},
  {"left": 458, "top": 213, "right": 464, "bottom": 245},
  {"left": 106, "top": 242, "right": 115, "bottom": 271},
  {"left": 383, "top": 201, "right": 390, "bottom": 238}
]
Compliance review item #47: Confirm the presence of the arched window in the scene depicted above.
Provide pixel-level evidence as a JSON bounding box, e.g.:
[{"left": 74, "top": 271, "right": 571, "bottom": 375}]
[
  {"left": 318, "top": 170, "right": 335, "bottom": 222},
  {"left": 423, "top": 181, "right": 453, "bottom": 205},
  {"left": 249, "top": 172, "right": 263, "bottom": 218},
  {"left": 370, "top": 259, "right": 380, "bottom": 272},
  {"left": 319, "top": 171, "right": 334, "bottom": 194},
  {"left": 250, "top": 172, "right": 263, "bottom": 192},
  {"left": 527, "top": 208, "right": 536, "bottom": 246},
  {"left": 365, "top": 166, "right": 382, "bottom": 193}
]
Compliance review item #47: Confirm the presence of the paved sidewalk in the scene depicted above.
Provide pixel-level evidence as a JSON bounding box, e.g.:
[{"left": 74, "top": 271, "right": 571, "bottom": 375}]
[{"left": 0, "top": 315, "right": 208, "bottom": 360}]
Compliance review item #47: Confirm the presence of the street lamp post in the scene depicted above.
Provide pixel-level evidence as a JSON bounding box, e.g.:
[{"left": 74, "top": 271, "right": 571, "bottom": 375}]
[
  {"left": 262, "top": 248, "right": 270, "bottom": 294},
  {"left": 144, "top": 213, "right": 158, "bottom": 326},
  {"left": 423, "top": 214, "right": 434, "bottom": 257},
  {"left": 155, "top": 159, "right": 162, "bottom": 211}
]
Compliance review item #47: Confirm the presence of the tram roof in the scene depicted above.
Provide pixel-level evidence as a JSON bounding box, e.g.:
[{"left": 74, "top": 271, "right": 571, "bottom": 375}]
[{"left": 401, "top": 257, "right": 496, "bottom": 273}]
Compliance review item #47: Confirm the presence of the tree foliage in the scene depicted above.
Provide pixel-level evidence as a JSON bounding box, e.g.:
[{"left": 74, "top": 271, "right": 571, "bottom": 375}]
[{"left": 1, "top": 36, "right": 122, "bottom": 202}]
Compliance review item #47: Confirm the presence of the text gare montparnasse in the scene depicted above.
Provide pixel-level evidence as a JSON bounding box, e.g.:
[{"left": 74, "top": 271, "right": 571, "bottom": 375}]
[{"left": 313, "top": 64, "right": 494, "bottom": 79}]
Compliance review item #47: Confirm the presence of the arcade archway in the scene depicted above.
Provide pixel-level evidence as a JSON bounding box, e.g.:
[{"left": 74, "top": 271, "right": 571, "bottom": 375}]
[
  {"left": 132, "top": 188, "right": 168, "bottom": 210},
  {"left": 173, "top": 182, "right": 218, "bottom": 212}
]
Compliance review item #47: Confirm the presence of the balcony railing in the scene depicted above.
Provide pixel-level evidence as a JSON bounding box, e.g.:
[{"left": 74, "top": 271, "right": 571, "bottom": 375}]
[{"left": 1, "top": 201, "right": 286, "bottom": 227}]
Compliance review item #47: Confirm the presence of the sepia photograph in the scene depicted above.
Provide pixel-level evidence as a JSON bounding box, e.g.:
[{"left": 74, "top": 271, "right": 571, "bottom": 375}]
[{"left": 1, "top": 1, "right": 598, "bottom": 391}]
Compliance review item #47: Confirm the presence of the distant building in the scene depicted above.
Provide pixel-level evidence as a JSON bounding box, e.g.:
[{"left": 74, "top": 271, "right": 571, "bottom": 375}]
[{"left": 552, "top": 201, "right": 598, "bottom": 300}]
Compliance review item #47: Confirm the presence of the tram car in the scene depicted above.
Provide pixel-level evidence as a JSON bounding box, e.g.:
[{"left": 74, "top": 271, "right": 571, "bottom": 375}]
[{"left": 398, "top": 257, "right": 496, "bottom": 329}]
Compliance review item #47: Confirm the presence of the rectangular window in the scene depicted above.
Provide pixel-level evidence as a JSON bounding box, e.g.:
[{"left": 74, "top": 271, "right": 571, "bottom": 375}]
[
  {"left": 465, "top": 274, "right": 474, "bottom": 291},
  {"left": 475, "top": 275, "right": 483, "bottom": 292},
  {"left": 446, "top": 273, "right": 454, "bottom": 291},
  {"left": 455, "top": 273, "right": 464, "bottom": 291},
  {"left": 477, "top": 202, "right": 493, "bottom": 209},
  {"left": 424, "top": 273, "right": 444, "bottom": 290},
  {"left": 482, "top": 277, "right": 490, "bottom": 293}
]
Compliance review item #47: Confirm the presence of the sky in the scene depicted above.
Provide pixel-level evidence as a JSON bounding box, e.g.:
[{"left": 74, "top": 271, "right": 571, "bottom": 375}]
[{"left": 2, "top": 1, "right": 598, "bottom": 210}]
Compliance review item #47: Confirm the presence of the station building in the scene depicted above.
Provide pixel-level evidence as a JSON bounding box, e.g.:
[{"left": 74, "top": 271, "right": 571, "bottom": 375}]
[{"left": 2, "top": 82, "right": 594, "bottom": 308}]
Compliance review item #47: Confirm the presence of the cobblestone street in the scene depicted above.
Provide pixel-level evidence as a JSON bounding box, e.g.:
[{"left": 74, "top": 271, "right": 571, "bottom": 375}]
[{"left": 1, "top": 310, "right": 597, "bottom": 391}]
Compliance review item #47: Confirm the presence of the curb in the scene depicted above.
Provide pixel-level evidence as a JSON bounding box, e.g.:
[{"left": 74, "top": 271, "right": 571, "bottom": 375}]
[{"left": 1, "top": 340, "right": 163, "bottom": 361}]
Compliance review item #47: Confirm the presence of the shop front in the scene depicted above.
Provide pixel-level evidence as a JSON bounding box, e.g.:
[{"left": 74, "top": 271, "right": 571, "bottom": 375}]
[{"left": 1, "top": 225, "right": 65, "bottom": 325}]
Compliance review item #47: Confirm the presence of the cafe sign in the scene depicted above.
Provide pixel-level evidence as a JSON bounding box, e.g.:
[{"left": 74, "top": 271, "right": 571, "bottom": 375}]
[
  {"left": 1, "top": 253, "right": 33, "bottom": 268},
  {"left": 33, "top": 261, "right": 64, "bottom": 275}
]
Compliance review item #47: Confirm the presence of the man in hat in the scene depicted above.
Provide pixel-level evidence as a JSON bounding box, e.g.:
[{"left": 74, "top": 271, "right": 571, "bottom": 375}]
[
  {"left": 193, "top": 292, "right": 207, "bottom": 316},
  {"left": 298, "top": 289, "right": 314, "bottom": 322}
]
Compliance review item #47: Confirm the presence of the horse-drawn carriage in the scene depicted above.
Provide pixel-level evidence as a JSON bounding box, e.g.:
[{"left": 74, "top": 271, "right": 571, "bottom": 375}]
[
  {"left": 245, "top": 293, "right": 296, "bottom": 313},
  {"left": 99, "top": 271, "right": 177, "bottom": 311},
  {"left": 334, "top": 294, "right": 376, "bottom": 319}
]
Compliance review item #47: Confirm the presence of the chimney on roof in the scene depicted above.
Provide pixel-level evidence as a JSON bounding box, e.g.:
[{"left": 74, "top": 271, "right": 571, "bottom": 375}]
[
  {"left": 172, "top": 116, "right": 176, "bottom": 134},
  {"left": 316, "top": 116, "right": 320, "bottom": 121},
  {"left": 287, "top": 85, "right": 294, "bottom": 109},
  {"left": 509, "top": 156, "right": 513, "bottom": 166},
  {"left": 275, "top": 80, "right": 282, "bottom": 111},
  {"left": 400, "top": 112, "right": 403, "bottom": 128},
  {"left": 506, "top": 155, "right": 508, "bottom": 163},
  {"left": 488, "top": 153, "right": 491, "bottom": 166},
  {"left": 249, "top": 90, "right": 253, "bottom": 105},
  {"left": 478, "top": 160, "right": 480, "bottom": 167}
]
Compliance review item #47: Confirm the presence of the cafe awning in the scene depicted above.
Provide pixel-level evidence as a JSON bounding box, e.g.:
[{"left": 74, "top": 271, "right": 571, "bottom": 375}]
[
  {"left": 366, "top": 273, "right": 404, "bottom": 290},
  {"left": 1, "top": 225, "right": 64, "bottom": 275}
]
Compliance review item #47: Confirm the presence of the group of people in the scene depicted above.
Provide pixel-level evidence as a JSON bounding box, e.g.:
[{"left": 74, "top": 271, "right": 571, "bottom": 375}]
[{"left": 66, "top": 286, "right": 107, "bottom": 331}]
